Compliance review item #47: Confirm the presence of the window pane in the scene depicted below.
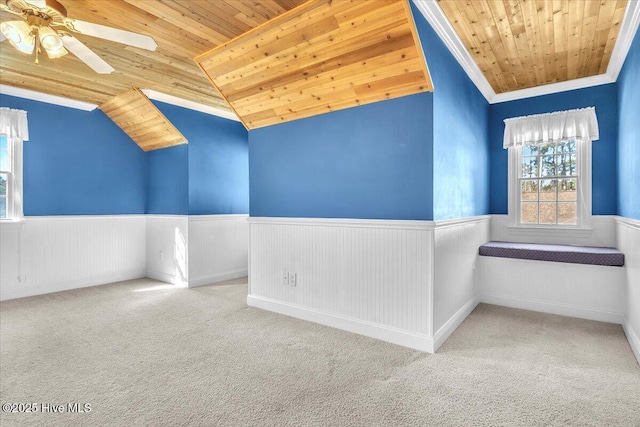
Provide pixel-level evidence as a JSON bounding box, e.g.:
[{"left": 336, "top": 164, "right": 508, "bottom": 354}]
[
  {"left": 0, "top": 196, "right": 5, "bottom": 219},
  {"left": 539, "top": 202, "right": 557, "bottom": 224},
  {"left": 523, "top": 145, "right": 538, "bottom": 156},
  {"left": 539, "top": 143, "right": 555, "bottom": 155},
  {"left": 521, "top": 180, "right": 539, "bottom": 201},
  {"left": 0, "top": 136, "right": 6, "bottom": 151},
  {"left": 0, "top": 173, "right": 7, "bottom": 197},
  {"left": 522, "top": 157, "right": 539, "bottom": 178},
  {"left": 568, "top": 153, "right": 576, "bottom": 175},
  {"left": 558, "top": 178, "right": 576, "bottom": 201},
  {"left": 540, "top": 179, "right": 557, "bottom": 201},
  {"left": 557, "top": 141, "right": 571, "bottom": 153},
  {"left": 541, "top": 156, "right": 556, "bottom": 176},
  {"left": 0, "top": 149, "right": 7, "bottom": 172},
  {"left": 521, "top": 202, "right": 538, "bottom": 224},
  {"left": 558, "top": 202, "right": 577, "bottom": 224},
  {"left": 555, "top": 154, "right": 575, "bottom": 177}
]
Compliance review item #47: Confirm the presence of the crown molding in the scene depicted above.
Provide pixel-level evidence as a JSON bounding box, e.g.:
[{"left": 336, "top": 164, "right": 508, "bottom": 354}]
[
  {"left": 606, "top": 0, "right": 640, "bottom": 81},
  {"left": 490, "top": 74, "right": 615, "bottom": 104},
  {"left": 0, "top": 84, "right": 98, "bottom": 111},
  {"left": 411, "top": 0, "right": 496, "bottom": 103},
  {"left": 411, "top": 0, "right": 640, "bottom": 105},
  {"left": 141, "top": 89, "right": 240, "bottom": 122}
]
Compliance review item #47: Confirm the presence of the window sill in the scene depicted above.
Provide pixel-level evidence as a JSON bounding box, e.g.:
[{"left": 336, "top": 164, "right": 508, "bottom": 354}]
[
  {"left": 506, "top": 225, "right": 593, "bottom": 238},
  {"left": 0, "top": 219, "right": 25, "bottom": 231}
]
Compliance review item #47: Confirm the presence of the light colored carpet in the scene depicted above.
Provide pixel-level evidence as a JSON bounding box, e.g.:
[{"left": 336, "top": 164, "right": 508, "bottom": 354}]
[{"left": 1, "top": 277, "right": 639, "bottom": 427}]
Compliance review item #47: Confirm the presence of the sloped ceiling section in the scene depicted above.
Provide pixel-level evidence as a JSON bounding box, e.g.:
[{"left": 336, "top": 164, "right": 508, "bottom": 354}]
[
  {"left": 0, "top": 0, "right": 305, "bottom": 112},
  {"left": 195, "top": 0, "right": 433, "bottom": 129},
  {"left": 100, "top": 88, "right": 186, "bottom": 152},
  {"left": 437, "top": 0, "right": 628, "bottom": 93}
]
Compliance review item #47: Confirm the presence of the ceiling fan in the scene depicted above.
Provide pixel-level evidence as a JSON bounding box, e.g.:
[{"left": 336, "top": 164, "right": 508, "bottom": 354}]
[{"left": 0, "top": 0, "right": 157, "bottom": 74}]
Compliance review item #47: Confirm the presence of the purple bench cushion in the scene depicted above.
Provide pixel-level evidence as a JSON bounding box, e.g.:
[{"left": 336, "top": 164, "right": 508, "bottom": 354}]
[{"left": 479, "top": 241, "right": 624, "bottom": 267}]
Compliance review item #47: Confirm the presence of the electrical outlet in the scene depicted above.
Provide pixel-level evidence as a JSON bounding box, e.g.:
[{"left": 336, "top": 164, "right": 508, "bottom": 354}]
[
  {"left": 282, "top": 271, "right": 289, "bottom": 285},
  {"left": 289, "top": 273, "right": 297, "bottom": 287},
  {"left": 159, "top": 251, "right": 164, "bottom": 261}
]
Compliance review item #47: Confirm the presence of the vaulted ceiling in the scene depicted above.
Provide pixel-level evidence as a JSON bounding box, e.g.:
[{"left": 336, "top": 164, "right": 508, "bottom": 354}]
[
  {"left": 196, "top": 0, "right": 433, "bottom": 129},
  {"left": 0, "top": 0, "right": 305, "bottom": 111},
  {"left": 0, "top": 0, "right": 637, "bottom": 125}
]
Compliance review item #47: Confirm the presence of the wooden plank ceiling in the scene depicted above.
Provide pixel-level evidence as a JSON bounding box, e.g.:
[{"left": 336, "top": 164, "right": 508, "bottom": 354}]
[
  {"left": 100, "top": 88, "right": 186, "bottom": 152},
  {"left": 195, "top": 0, "right": 433, "bottom": 129},
  {"left": 0, "top": 0, "right": 632, "bottom": 131},
  {"left": 437, "top": 0, "right": 628, "bottom": 93},
  {"left": 0, "top": 0, "right": 305, "bottom": 112}
]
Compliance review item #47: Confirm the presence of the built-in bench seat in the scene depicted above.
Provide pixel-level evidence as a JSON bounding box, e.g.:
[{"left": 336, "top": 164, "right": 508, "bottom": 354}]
[{"left": 479, "top": 241, "right": 625, "bottom": 267}]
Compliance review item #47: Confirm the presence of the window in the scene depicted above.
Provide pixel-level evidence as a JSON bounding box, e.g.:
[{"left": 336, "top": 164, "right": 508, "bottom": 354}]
[
  {"left": 519, "top": 140, "right": 579, "bottom": 225},
  {"left": 505, "top": 107, "right": 597, "bottom": 229},
  {"left": 0, "top": 135, "right": 9, "bottom": 219},
  {"left": 0, "top": 107, "right": 28, "bottom": 221}
]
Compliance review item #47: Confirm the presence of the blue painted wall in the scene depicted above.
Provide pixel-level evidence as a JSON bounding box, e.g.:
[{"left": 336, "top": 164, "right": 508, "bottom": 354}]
[
  {"left": 153, "top": 102, "right": 249, "bottom": 215},
  {"left": 249, "top": 93, "right": 434, "bottom": 220},
  {"left": 146, "top": 144, "right": 189, "bottom": 215},
  {"left": 0, "top": 94, "right": 146, "bottom": 215},
  {"left": 411, "top": 2, "right": 490, "bottom": 220},
  {"left": 248, "top": 4, "right": 493, "bottom": 221},
  {"left": 488, "top": 84, "right": 619, "bottom": 215},
  {"left": 617, "top": 28, "right": 640, "bottom": 220}
]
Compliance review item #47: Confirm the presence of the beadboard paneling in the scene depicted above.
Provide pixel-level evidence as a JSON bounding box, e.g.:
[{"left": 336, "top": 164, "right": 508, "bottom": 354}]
[
  {"left": 433, "top": 216, "right": 490, "bottom": 339},
  {"left": 617, "top": 217, "right": 640, "bottom": 364},
  {"left": 188, "top": 215, "right": 248, "bottom": 287},
  {"left": 146, "top": 215, "right": 189, "bottom": 286},
  {"left": 0, "top": 216, "right": 146, "bottom": 300},
  {"left": 490, "top": 215, "right": 617, "bottom": 247},
  {"left": 248, "top": 218, "right": 433, "bottom": 341},
  {"left": 478, "top": 256, "right": 626, "bottom": 324}
]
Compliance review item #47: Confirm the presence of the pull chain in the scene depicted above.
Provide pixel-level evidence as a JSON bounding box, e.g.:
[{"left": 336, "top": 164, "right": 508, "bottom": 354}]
[{"left": 33, "top": 27, "right": 40, "bottom": 65}]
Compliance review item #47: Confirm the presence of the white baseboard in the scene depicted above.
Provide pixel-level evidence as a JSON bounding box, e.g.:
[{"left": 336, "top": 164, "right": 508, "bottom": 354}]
[
  {"left": 434, "top": 296, "right": 479, "bottom": 351},
  {"left": 623, "top": 317, "right": 640, "bottom": 366},
  {"left": 189, "top": 269, "right": 248, "bottom": 288},
  {"left": 146, "top": 270, "right": 187, "bottom": 287},
  {"left": 480, "top": 293, "right": 625, "bottom": 325},
  {"left": 247, "top": 295, "right": 435, "bottom": 353},
  {"left": 0, "top": 269, "right": 146, "bottom": 301}
]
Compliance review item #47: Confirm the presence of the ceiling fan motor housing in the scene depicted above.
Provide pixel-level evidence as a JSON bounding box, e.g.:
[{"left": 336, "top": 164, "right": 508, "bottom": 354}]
[{"left": 4, "top": 0, "right": 67, "bottom": 26}]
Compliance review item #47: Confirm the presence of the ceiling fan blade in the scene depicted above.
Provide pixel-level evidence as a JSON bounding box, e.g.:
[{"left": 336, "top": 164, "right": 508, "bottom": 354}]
[
  {"left": 62, "top": 35, "right": 115, "bottom": 74},
  {"left": 66, "top": 19, "right": 157, "bottom": 51},
  {"left": 24, "top": 0, "right": 46, "bottom": 9}
]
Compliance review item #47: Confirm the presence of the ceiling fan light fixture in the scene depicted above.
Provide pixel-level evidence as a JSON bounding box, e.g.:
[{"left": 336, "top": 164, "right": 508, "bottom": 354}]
[
  {"left": 38, "top": 25, "right": 65, "bottom": 57},
  {"left": 44, "top": 44, "right": 67, "bottom": 58},
  {"left": 0, "top": 20, "right": 34, "bottom": 54}
]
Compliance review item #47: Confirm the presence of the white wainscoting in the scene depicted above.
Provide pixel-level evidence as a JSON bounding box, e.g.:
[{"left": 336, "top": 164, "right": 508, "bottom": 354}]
[
  {"left": 145, "top": 215, "right": 189, "bottom": 287},
  {"left": 480, "top": 215, "right": 626, "bottom": 324},
  {"left": 490, "top": 215, "right": 617, "bottom": 247},
  {"left": 188, "top": 215, "right": 248, "bottom": 287},
  {"left": 0, "top": 214, "right": 249, "bottom": 301},
  {"left": 247, "top": 217, "right": 435, "bottom": 352},
  {"left": 247, "top": 216, "right": 491, "bottom": 353},
  {"left": 433, "top": 216, "right": 490, "bottom": 349},
  {"left": 617, "top": 217, "right": 640, "bottom": 364},
  {"left": 478, "top": 257, "right": 626, "bottom": 324},
  {"left": 0, "top": 216, "right": 147, "bottom": 301}
]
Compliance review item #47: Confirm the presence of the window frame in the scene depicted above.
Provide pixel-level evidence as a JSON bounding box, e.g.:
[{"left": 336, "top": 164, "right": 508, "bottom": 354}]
[
  {"left": 508, "top": 139, "right": 592, "bottom": 230},
  {"left": 0, "top": 134, "right": 24, "bottom": 222}
]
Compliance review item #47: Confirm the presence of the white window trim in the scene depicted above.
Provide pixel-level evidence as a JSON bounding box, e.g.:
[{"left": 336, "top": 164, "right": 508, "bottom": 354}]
[
  {"left": 0, "top": 135, "right": 24, "bottom": 223},
  {"left": 507, "top": 140, "right": 592, "bottom": 230}
]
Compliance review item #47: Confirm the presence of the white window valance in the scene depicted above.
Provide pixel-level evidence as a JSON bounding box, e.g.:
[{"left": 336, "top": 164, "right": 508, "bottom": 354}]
[
  {"left": 503, "top": 107, "right": 598, "bottom": 149},
  {"left": 0, "top": 107, "right": 29, "bottom": 141}
]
